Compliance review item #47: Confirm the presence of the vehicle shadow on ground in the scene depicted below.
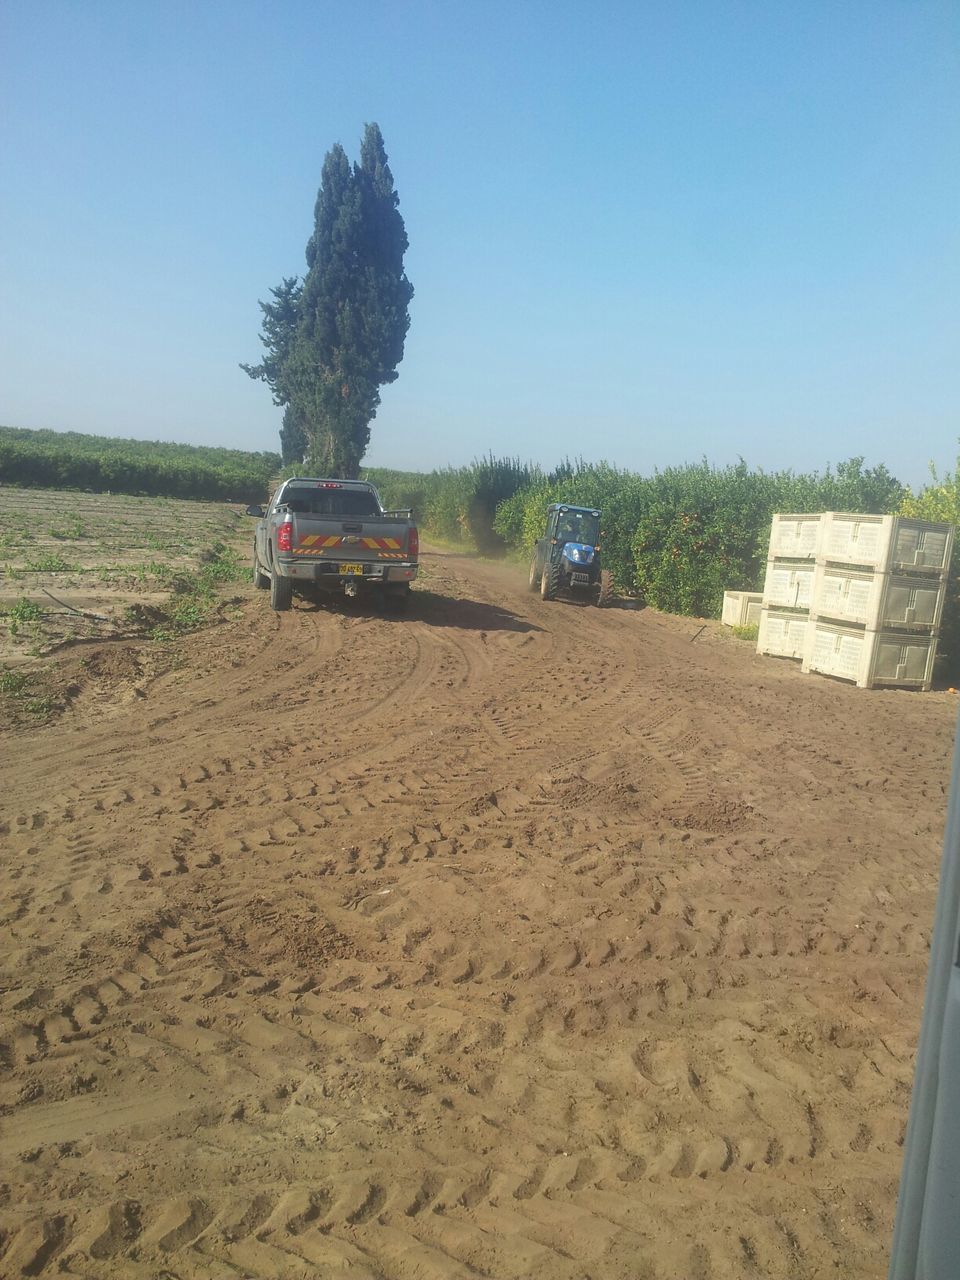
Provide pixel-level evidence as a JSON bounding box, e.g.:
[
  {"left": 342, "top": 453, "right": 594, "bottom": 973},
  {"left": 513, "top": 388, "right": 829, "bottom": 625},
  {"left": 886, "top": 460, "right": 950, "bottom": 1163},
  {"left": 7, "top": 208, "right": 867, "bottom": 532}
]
[
  {"left": 412, "top": 590, "right": 542, "bottom": 632},
  {"left": 295, "top": 590, "right": 541, "bottom": 633}
]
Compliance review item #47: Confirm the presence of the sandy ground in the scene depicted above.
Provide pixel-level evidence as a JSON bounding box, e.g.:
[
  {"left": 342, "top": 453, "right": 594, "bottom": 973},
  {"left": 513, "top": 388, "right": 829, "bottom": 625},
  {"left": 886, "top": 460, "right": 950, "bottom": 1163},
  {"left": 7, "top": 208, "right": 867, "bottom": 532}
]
[{"left": 0, "top": 548, "right": 956, "bottom": 1279}]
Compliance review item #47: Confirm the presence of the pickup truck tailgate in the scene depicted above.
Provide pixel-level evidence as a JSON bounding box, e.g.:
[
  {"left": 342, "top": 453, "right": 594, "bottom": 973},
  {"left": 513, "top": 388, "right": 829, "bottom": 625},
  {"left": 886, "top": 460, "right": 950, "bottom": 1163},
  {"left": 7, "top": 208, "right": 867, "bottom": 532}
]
[{"left": 291, "top": 520, "right": 412, "bottom": 561}]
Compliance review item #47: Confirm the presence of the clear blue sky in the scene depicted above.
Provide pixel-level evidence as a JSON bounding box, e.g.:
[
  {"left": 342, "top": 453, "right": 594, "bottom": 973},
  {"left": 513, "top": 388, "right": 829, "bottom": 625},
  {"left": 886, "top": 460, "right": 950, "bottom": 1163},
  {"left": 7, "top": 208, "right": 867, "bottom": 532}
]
[{"left": 1, "top": 1, "right": 957, "bottom": 487}]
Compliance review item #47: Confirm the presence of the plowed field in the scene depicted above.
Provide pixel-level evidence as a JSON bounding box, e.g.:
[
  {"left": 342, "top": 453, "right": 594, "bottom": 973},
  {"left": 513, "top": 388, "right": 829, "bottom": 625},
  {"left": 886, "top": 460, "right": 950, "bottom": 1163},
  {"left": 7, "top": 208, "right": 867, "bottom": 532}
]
[{"left": 1, "top": 546, "right": 955, "bottom": 1279}]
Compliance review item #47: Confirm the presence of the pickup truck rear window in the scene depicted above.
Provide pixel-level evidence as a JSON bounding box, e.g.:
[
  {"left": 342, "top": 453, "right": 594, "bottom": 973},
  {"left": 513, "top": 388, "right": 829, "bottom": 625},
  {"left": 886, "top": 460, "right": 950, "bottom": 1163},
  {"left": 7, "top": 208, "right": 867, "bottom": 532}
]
[{"left": 278, "top": 488, "right": 381, "bottom": 518}]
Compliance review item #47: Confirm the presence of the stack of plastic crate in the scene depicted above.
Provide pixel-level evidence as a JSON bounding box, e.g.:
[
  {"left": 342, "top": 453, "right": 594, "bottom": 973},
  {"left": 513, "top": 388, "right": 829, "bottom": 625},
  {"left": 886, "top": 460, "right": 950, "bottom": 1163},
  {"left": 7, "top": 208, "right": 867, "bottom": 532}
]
[
  {"left": 756, "top": 514, "right": 822, "bottom": 660},
  {"left": 801, "top": 514, "right": 953, "bottom": 691},
  {"left": 721, "top": 590, "right": 763, "bottom": 627}
]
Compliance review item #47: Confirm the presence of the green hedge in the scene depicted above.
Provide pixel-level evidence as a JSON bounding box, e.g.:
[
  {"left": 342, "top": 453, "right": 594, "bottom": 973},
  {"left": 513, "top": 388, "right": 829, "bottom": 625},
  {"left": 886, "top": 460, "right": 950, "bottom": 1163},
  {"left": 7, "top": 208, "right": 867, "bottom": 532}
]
[
  {"left": 363, "top": 455, "right": 537, "bottom": 551},
  {"left": 493, "top": 457, "right": 904, "bottom": 616},
  {"left": 0, "top": 427, "right": 280, "bottom": 503},
  {"left": 900, "top": 455, "right": 960, "bottom": 679},
  {"left": 362, "top": 455, "right": 906, "bottom": 620}
]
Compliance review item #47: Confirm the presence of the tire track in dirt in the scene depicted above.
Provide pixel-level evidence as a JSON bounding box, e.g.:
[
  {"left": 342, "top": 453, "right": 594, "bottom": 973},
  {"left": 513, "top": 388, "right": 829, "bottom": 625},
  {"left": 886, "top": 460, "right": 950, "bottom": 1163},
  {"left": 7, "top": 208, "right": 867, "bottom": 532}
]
[{"left": 0, "top": 548, "right": 953, "bottom": 1279}]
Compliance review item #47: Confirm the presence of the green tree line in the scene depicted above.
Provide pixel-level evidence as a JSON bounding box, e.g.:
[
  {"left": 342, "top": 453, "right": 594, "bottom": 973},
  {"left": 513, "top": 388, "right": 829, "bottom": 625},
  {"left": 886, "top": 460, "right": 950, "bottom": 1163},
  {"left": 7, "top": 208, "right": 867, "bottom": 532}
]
[
  {"left": 493, "top": 457, "right": 905, "bottom": 615},
  {"left": 367, "top": 454, "right": 903, "bottom": 606},
  {"left": 364, "top": 455, "right": 537, "bottom": 555},
  {"left": 0, "top": 426, "right": 280, "bottom": 502},
  {"left": 370, "top": 450, "right": 960, "bottom": 675},
  {"left": 900, "top": 455, "right": 960, "bottom": 681}
]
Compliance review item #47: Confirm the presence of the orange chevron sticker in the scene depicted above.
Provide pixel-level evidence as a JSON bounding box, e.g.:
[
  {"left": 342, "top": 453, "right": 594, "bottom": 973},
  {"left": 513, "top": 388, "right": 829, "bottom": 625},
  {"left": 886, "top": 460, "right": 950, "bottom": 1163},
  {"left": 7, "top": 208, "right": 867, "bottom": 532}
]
[
  {"left": 298, "top": 534, "right": 342, "bottom": 548},
  {"left": 360, "top": 537, "right": 403, "bottom": 550},
  {"left": 296, "top": 534, "right": 405, "bottom": 551}
]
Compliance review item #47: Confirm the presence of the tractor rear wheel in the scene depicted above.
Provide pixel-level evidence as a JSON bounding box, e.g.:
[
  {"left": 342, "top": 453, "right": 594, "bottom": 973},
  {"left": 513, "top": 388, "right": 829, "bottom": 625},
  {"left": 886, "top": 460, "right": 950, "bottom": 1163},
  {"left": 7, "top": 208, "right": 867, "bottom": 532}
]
[
  {"left": 597, "top": 569, "right": 613, "bottom": 607},
  {"left": 527, "top": 556, "right": 541, "bottom": 591},
  {"left": 540, "top": 562, "right": 559, "bottom": 601}
]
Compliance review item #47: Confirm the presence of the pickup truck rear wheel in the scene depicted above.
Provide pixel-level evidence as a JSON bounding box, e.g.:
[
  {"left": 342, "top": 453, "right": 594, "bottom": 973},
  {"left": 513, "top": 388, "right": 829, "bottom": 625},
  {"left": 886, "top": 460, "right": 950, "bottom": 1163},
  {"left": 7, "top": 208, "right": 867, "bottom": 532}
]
[
  {"left": 252, "top": 545, "right": 269, "bottom": 590},
  {"left": 270, "top": 568, "right": 293, "bottom": 611},
  {"left": 384, "top": 583, "right": 410, "bottom": 613}
]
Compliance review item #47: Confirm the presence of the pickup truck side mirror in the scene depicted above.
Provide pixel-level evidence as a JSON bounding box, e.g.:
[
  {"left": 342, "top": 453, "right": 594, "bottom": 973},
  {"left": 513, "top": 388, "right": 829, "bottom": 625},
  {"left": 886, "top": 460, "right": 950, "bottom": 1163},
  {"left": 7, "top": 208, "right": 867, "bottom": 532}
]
[{"left": 245, "top": 504, "right": 265, "bottom": 518}]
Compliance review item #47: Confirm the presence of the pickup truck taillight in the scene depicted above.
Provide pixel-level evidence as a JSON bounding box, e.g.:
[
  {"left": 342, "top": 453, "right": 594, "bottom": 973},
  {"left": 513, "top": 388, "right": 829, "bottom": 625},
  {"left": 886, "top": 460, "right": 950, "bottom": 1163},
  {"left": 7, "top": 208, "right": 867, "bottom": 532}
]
[
  {"left": 277, "top": 521, "right": 293, "bottom": 552},
  {"left": 407, "top": 526, "right": 419, "bottom": 558}
]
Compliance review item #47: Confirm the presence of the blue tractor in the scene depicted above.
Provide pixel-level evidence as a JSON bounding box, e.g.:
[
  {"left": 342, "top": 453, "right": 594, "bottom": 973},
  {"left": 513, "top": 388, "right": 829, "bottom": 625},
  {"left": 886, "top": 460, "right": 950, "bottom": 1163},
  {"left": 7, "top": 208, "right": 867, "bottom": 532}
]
[{"left": 528, "top": 503, "right": 614, "bottom": 606}]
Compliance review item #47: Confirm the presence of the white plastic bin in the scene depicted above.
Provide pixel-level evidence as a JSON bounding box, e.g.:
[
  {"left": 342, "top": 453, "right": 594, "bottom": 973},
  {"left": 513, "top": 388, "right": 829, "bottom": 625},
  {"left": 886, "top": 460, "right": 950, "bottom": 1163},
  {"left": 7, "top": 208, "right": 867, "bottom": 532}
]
[
  {"left": 802, "top": 620, "right": 938, "bottom": 690},
  {"left": 757, "top": 607, "right": 810, "bottom": 660},
  {"left": 820, "top": 513, "right": 954, "bottom": 576},
  {"left": 811, "top": 564, "right": 946, "bottom": 631},
  {"left": 722, "top": 591, "right": 763, "bottom": 627},
  {"left": 763, "top": 559, "right": 815, "bottom": 610},
  {"left": 768, "top": 513, "right": 822, "bottom": 560}
]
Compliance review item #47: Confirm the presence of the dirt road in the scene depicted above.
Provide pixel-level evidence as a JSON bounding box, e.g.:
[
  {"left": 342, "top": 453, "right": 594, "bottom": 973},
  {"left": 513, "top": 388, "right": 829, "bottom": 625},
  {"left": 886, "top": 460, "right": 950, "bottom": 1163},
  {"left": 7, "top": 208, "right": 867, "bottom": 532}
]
[{"left": 1, "top": 549, "right": 955, "bottom": 1279}]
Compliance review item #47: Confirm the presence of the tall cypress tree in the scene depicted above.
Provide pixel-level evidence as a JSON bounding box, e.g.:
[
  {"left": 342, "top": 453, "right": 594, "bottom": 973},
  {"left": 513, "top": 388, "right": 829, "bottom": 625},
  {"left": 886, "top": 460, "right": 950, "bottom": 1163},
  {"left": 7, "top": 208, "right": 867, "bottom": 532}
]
[
  {"left": 243, "top": 125, "right": 413, "bottom": 477},
  {"left": 356, "top": 124, "right": 415, "bottom": 401},
  {"left": 240, "top": 275, "right": 302, "bottom": 410},
  {"left": 278, "top": 404, "right": 308, "bottom": 465}
]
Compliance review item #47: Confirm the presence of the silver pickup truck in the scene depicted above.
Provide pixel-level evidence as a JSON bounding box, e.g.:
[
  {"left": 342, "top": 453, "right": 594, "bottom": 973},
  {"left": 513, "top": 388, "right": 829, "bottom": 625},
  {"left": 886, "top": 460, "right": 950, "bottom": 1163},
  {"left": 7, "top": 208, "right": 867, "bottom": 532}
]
[{"left": 246, "top": 478, "right": 419, "bottom": 612}]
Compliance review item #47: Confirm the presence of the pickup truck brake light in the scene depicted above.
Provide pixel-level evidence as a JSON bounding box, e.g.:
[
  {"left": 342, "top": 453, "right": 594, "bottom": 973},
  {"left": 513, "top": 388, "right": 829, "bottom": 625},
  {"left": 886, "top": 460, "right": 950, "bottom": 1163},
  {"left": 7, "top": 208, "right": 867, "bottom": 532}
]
[
  {"left": 408, "top": 526, "right": 419, "bottom": 559},
  {"left": 277, "top": 520, "right": 293, "bottom": 552},
  {"left": 317, "top": 482, "right": 343, "bottom": 488}
]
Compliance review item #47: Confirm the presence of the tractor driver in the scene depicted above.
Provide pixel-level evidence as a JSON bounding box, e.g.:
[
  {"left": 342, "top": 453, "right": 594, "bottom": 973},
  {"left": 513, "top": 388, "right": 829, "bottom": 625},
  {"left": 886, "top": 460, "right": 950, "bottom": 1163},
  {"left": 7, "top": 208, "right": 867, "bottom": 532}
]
[{"left": 557, "top": 513, "right": 582, "bottom": 544}]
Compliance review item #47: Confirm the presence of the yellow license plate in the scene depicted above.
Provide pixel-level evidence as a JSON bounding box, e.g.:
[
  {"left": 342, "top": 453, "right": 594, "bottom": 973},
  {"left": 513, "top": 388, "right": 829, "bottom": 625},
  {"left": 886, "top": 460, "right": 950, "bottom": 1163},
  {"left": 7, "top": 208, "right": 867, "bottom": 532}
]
[{"left": 339, "top": 563, "right": 364, "bottom": 576}]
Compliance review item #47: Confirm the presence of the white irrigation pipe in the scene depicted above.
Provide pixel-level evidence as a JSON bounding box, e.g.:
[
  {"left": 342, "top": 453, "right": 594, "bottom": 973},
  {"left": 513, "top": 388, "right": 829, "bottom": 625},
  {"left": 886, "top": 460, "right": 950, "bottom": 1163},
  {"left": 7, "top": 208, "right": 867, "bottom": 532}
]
[{"left": 889, "top": 708, "right": 960, "bottom": 1279}]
